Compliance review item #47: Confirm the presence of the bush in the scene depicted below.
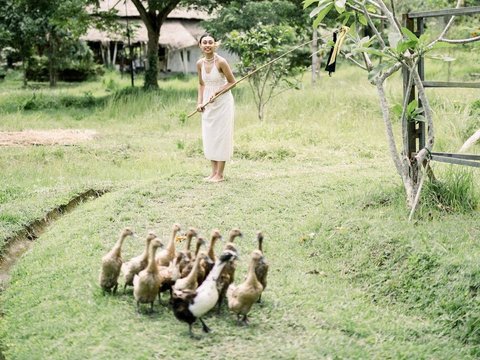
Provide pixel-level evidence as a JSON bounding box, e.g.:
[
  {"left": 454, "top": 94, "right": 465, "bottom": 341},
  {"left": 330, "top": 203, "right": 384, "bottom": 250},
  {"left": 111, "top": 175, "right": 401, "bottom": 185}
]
[
  {"left": 21, "top": 92, "right": 104, "bottom": 111},
  {"left": 26, "top": 41, "right": 103, "bottom": 83},
  {"left": 422, "top": 168, "right": 479, "bottom": 213}
]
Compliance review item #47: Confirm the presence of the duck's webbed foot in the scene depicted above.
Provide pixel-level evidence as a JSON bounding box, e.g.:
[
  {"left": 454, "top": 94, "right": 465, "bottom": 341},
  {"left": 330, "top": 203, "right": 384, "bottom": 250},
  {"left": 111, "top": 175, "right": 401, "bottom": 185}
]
[
  {"left": 189, "top": 324, "right": 200, "bottom": 339},
  {"left": 199, "top": 318, "right": 211, "bottom": 333}
]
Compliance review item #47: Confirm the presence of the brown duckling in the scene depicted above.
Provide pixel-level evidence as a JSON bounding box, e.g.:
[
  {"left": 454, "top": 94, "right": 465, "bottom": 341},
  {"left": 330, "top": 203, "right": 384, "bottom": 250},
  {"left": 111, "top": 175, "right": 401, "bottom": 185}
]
[
  {"left": 181, "top": 227, "right": 198, "bottom": 260},
  {"left": 122, "top": 231, "right": 157, "bottom": 293},
  {"left": 255, "top": 231, "right": 269, "bottom": 303},
  {"left": 204, "top": 229, "right": 223, "bottom": 278},
  {"left": 99, "top": 227, "right": 135, "bottom": 294},
  {"left": 156, "top": 223, "right": 181, "bottom": 267},
  {"left": 133, "top": 238, "right": 164, "bottom": 312},
  {"left": 216, "top": 228, "right": 243, "bottom": 311},
  {"left": 158, "top": 251, "right": 185, "bottom": 303},
  {"left": 180, "top": 236, "right": 206, "bottom": 278},
  {"left": 174, "top": 251, "right": 211, "bottom": 292},
  {"left": 227, "top": 250, "right": 264, "bottom": 325}
]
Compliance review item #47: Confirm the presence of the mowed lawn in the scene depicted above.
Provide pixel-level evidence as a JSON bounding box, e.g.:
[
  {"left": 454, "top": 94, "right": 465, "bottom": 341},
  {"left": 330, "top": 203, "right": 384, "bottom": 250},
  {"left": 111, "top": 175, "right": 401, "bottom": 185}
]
[{"left": 0, "top": 66, "right": 479, "bottom": 359}]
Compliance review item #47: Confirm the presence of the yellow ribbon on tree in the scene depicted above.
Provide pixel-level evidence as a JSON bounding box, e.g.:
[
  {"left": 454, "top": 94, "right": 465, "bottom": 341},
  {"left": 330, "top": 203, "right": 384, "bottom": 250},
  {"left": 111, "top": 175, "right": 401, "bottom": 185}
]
[{"left": 328, "top": 25, "right": 350, "bottom": 66}]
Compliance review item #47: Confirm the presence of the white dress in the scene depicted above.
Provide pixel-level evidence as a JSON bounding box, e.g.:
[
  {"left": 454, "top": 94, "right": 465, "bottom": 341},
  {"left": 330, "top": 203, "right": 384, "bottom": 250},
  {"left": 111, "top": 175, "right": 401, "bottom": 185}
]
[{"left": 201, "top": 57, "right": 234, "bottom": 161}]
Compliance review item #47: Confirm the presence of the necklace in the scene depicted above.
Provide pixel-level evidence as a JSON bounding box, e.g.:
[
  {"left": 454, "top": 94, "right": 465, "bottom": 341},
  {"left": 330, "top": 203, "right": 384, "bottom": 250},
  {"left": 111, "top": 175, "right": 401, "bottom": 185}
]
[{"left": 204, "top": 56, "right": 215, "bottom": 63}]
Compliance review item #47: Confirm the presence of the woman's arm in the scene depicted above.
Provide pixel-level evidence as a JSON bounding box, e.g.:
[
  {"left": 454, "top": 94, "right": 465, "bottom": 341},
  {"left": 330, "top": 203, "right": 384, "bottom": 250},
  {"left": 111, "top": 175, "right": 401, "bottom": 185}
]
[
  {"left": 215, "top": 57, "right": 236, "bottom": 96},
  {"left": 196, "top": 60, "right": 205, "bottom": 111}
]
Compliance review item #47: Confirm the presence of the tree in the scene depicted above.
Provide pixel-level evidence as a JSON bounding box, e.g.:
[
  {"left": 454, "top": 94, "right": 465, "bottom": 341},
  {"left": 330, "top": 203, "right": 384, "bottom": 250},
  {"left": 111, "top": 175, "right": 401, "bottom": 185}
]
[
  {"left": 0, "top": 0, "right": 112, "bottom": 87},
  {"left": 203, "top": 0, "right": 310, "bottom": 120},
  {"left": 225, "top": 24, "right": 307, "bottom": 120},
  {"left": 304, "top": 0, "right": 479, "bottom": 211},
  {"left": 202, "top": 0, "right": 309, "bottom": 37},
  {"left": 0, "top": 0, "right": 43, "bottom": 86}
]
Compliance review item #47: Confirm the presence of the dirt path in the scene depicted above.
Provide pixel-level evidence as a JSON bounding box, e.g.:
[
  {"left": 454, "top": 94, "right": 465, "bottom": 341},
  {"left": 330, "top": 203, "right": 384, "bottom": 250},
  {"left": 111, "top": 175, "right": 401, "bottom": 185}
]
[{"left": 0, "top": 129, "right": 97, "bottom": 146}]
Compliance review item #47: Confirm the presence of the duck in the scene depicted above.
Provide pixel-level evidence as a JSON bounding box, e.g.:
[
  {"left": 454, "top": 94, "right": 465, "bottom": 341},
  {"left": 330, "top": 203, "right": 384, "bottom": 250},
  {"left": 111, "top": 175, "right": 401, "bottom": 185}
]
[
  {"left": 207, "top": 229, "right": 223, "bottom": 263},
  {"left": 172, "top": 250, "right": 237, "bottom": 337},
  {"left": 133, "top": 238, "right": 164, "bottom": 312},
  {"left": 158, "top": 251, "right": 186, "bottom": 303},
  {"left": 254, "top": 231, "right": 269, "bottom": 303},
  {"left": 203, "top": 229, "right": 223, "bottom": 279},
  {"left": 181, "top": 227, "right": 198, "bottom": 260},
  {"left": 216, "top": 228, "right": 243, "bottom": 311},
  {"left": 99, "top": 227, "right": 135, "bottom": 294},
  {"left": 156, "top": 223, "right": 181, "bottom": 267},
  {"left": 180, "top": 236, "right": 206, "bottom": 278},
  {"left": 227, "top": 250, "right": 264, "bottom": 325},
  {"left": 174, "top": 250, "right": 212, "bottom": 292},
  {"left": 122, "top": 231, "right": 157, "bottom": 293}
]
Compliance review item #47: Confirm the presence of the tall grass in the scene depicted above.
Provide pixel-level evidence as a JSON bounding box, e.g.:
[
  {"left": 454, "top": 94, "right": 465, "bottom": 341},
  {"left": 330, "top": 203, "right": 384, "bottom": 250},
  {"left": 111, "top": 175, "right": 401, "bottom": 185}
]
[{"left": 422, "top": 167, "right": 479, "bottom": 213}]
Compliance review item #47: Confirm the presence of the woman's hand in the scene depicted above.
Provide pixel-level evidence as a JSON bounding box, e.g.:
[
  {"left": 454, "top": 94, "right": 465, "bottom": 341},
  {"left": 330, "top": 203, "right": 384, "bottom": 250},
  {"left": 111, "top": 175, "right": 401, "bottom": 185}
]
[{"left": 197, "top": 103, "right": 205, "bottom": 113}]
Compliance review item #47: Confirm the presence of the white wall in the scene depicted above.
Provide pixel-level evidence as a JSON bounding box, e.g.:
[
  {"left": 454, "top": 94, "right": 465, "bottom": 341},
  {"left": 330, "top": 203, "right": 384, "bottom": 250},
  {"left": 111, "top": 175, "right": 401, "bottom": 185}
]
[{"left": 166, "top": 47, "right": 239, "bottom": 74}]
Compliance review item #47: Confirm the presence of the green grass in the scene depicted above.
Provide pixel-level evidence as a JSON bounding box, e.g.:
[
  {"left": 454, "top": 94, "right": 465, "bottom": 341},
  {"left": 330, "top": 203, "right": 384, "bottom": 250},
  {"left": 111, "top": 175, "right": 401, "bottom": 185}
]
[{"left": 0, "top": 62, "right": 479, "bottom": 359}]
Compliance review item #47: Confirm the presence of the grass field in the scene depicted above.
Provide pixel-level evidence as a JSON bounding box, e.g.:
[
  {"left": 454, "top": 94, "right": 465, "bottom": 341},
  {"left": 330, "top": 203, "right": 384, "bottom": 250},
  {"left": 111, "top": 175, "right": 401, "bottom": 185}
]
[{"left": 0, "top": 59, "right": 479, "bottom": 359}]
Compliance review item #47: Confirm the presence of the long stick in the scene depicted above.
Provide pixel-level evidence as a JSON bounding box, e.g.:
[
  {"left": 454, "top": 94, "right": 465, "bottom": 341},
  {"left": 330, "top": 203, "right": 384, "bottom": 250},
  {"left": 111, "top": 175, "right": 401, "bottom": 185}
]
[{"left": 187, "top": 40, "right": 312, "bottom": 118}]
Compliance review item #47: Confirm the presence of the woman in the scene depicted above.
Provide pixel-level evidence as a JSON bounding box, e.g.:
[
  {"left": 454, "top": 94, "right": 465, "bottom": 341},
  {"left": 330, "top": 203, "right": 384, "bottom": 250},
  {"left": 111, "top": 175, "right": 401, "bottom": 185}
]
[{"left": 196, "top": 34, "right": 236, "bottom": 183}]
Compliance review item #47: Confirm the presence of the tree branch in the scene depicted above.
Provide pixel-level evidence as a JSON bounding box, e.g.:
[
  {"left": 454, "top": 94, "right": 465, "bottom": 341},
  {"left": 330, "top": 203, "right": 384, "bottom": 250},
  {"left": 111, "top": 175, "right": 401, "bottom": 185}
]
[
  {"left": 361, "top": 3, "right": 386, "bottom": 49},
  {"left": 439, "top": 35, "right": 480, "bottom": 44},
  {"left": 411, "top": 67, "right": 434, "bottom": 152},
  {"left": 375, "top": 79, "right": 404, "bottom": 177},
  {"left": 376, "top": 0, "right": 401, "bottom": 35},
  {"left": 378, "top": 61, "right": 403, "bottom": 82},
  {"left": 401, "top": 65, "right": 415, "bottom": 155},
  {"left": 427, "top": 0, "right": 462, "bottom": 49},
  {"left": 348, "top": 2, "right": 387, "bottom": 19},
  {"left": 389, "top": 0, "right": 403, "bottom": 35},
  {"left": 131, "top": 0, "right": 151, "bottom": 28},
  {"left": 361, "top": 52, "right": 373, "bottom": 71},
  {"left": 341, "top": 51, "right": 368, "bottom": 70}
]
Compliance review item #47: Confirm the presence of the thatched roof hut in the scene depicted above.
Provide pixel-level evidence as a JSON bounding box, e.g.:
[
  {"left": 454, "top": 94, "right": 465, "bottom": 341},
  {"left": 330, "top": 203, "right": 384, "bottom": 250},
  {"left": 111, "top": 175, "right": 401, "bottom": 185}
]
[{"left": 82, "top": 1, "right": 236, "bottom": 73}]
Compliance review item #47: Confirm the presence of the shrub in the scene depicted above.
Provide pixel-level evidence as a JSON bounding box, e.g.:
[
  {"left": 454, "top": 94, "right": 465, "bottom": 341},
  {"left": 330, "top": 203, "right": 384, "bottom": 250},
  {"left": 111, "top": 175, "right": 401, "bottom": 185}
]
[{"left": 422, "top": 168, "right": 479, "bottom": 213}]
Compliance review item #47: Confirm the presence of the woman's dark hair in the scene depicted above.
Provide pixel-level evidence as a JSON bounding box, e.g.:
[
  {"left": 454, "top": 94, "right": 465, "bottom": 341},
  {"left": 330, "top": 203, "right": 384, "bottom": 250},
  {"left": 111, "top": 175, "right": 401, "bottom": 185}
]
[{"left": 199, "top": 33, "right": 215, "bottom": 44}]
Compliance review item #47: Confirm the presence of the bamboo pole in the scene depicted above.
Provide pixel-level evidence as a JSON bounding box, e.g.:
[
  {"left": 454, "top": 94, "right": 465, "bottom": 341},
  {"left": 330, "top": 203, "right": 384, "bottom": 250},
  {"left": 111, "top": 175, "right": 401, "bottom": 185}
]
[{"left": 187, "top": 40, "right": 312, "bottom": 118}]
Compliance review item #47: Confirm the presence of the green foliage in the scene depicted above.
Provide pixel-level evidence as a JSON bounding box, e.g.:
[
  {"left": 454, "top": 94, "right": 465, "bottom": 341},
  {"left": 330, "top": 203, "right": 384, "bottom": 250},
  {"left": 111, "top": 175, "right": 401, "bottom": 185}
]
[
  {"left": 26, "top": 49, "right": 102, "bottom": 83},
  {"left": 422, "top": 168, "right": 479, "bottom": 213},
  {"left": 391, "top": 99, "right": 425, "bottom": 123},
  {"left": 20, "top": 92, "right": 102, "bottom": 111},
  {"left": 225, "top": 24, "right": 307, "bottom": 120},
  {"left": 203, "top": 0, "right": 308, "bottom": 37}
]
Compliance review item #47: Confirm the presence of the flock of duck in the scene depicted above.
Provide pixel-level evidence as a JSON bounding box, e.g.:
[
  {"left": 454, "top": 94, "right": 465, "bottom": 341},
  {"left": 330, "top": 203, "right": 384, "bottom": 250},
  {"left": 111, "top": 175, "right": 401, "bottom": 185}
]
[{"left": 98, "top": 224, "right": 268, "bottom": 336}]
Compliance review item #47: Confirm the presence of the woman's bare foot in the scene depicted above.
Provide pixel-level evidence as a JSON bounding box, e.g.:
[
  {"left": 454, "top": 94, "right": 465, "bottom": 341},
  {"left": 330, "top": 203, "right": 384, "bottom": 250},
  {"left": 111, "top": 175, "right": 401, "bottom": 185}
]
[
  {"left": 203, "top": 174, "right": 215, "bottom": 181},
  {"left": 209, "top": 176, "right": 225, "bottom": 183}
]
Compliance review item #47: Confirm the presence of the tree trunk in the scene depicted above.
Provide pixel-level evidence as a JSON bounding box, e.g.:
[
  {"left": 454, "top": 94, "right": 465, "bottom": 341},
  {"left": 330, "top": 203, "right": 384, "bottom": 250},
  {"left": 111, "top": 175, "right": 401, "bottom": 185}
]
[
  {"left": 107, "top": 41, "right": 111, "bottom": 67},
  {"left": 22, "top": 57, "right": 28, "bottom": 88},
  {"left": 48, "top": 35, "right": 58, "bottom": 88},
  {"left": 48, "top": 41, "right": 57, "bottom": 87},
  {"left": 312, "top": 29, "right": 319, "bottom": 84},
  {"left": 258, "top": 102, "right": 265, "bottom": 121},
  {"left": 112, "top": 42, "right": 118, "bottom": 67},
  {"left": 145, "top": 27, "right": 160, "bottom": 89}
]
